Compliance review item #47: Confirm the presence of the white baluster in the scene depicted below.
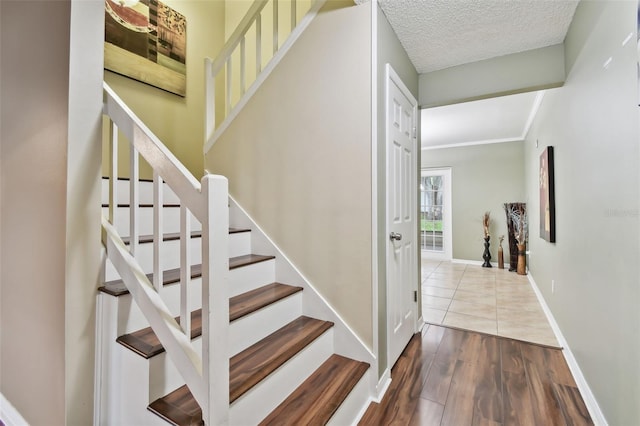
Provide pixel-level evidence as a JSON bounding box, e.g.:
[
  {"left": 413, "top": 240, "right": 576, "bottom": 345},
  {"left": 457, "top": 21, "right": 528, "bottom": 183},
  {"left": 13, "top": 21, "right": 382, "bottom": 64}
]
[
  {"left": 240, "top": 36, "right": 246, "bottom": 96},
  {"left": 109, "top": 121, "right": 118, "bottom": 225},
  {"left": 204, "top": 58, "right": 215, "bottom": 142},
  {"left": 153, "top": 171, "right": 163, "bottom": 292},
  {"left": 256, "top": 14, "right": 262, "bottom": 75},
  {"left": 180, "top": 204, "right": 191, "bottom": 337},
  {"left": 273, "top": 0, "right": 279, "bottom": 54},
  {"left": 291, "top": 0, "right": 296, "bottom": 31},
  {"left": 129, "top": 144, "right": 139, "bottom": 256},
  {"left": 226, "top": 58, "right": 232, "bottom": 116}
]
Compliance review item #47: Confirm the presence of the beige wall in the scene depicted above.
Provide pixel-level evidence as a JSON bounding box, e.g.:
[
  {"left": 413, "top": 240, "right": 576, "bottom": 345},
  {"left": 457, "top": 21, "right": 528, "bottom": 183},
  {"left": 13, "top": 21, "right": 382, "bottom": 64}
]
[
  {"left": 419, "top": 44, "right": 565, "bottom": 108},
  {"left": 376, "top": 4, "right": 419, "bottom": 376},
  {"left": 206, "top": 1, "right": 374, "bottom": 347},
  {"left": 421, "top": 142, "right": 525, "bottom": 263},
  {"left": 524, "top": 1, "right": 639, "bottom": 423},
  {"left": 103, "top": 0, "right": 226, "bottom": 180},
  {"left": 0, "top": 1, "right": 71, "bottom": 424}
]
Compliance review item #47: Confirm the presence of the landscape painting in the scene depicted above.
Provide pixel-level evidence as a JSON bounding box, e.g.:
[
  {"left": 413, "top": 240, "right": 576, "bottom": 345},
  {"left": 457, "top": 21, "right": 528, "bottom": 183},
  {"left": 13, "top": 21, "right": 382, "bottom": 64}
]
[{"left": 104, "top": 0, "right": 186, "bottom": 96}]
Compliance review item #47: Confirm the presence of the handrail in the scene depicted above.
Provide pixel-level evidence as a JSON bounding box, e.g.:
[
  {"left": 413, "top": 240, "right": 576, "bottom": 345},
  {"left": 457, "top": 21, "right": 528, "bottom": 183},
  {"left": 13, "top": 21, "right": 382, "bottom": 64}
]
[
  {"left": 204, "top": 0, "right": 327, "bottom": 150},
  {"left": 102, "top": 82, "right": 229, "bottom": 424}
]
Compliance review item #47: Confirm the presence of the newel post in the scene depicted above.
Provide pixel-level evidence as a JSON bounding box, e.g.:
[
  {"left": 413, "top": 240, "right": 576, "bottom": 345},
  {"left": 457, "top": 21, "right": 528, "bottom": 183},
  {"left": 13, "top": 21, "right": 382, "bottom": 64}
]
[{"left": 201, "top": 174, "right": 229, "bottom": 425}]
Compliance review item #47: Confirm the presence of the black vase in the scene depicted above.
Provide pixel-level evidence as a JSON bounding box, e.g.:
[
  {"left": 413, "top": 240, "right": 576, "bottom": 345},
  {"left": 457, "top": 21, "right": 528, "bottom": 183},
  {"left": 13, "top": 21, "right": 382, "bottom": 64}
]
[{"left": 482, "top": 236, "right": 492, "bottom": 268}]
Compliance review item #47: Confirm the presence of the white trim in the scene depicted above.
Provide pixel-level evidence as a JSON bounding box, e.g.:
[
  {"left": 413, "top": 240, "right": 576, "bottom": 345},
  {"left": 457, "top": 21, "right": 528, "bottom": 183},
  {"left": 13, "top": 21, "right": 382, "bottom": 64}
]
[
  {"left": 370, "top": 0, "right": 380, "bottom": 391},
  {"left": 527, "top": 274, "right": 608, "bottom": 426},
  {"left": 354, "top": 368, "right": 391, "bottom": 424},
  {"left": 451, "top": 258, "right": 500, "bottom": 268},
  {"left": 422, "top": 137, "right": 522, "bottom": 151},
  {"left": 0, "top": 393, "right": 29, "bottom": 426},
  {"left": 204, "top": 0, "right": 327, "bottom": 154},
  {"left": 373, "top": 368, "right": 392, "bottom": 403},
  {"left": 354, "top": 369, "right": 391, "bottom": 424},
  {"left": 422, "top": 90, "right": 546, "bottom": 151}
]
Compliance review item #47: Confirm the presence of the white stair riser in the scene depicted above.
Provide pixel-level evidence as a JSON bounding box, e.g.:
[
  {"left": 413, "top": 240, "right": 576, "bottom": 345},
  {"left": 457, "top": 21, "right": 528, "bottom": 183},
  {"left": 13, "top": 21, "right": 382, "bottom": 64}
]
[
  {"left": 230, "top": 293, "right": 302, "bottom": 356},
  {"left": 229, "top": 329, "right": 334, "bottom": 425},
  {"left": 126, "top": 293, "right": 304, "bottom": 401},
  {"left": 102, "top": 178, "right": 180, "bottom": 205},
  {"left": 229, "top": 231, "right": 252, "bottom": 259},
  {"left": 105, "top": 233, "right": 252, "bottom": 282},
  {"left": 148, "top": 339, "right": 203, "bottom": 403},
  {"left": 106, "top": 345, "right": 168, "bottom": 426},
  {"left": 105, "top": 238, "right": 202, "bottom": 282},
  {"left": 328, "top": 368, "right": 370, "bottom": 426},
  {"left": 229, "top": 259, "right": 276, "bottom": 297},
  {"left": 107, "top": 259, "right": 275, "bottom": 334},
  {"left": 102, "top": 206, "right": 201, "bottom": 237},
  {"left": 111, "top": 278, "right": 203, "bottom": 335}
]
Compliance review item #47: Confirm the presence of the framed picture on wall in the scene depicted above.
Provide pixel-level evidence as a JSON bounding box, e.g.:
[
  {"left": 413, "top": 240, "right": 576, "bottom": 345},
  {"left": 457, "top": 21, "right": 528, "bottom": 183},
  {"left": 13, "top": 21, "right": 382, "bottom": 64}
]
[
  {"left": 539, "top": 146, "right": 556, "bottom": 242},
  {"left": 104, "top": 0, "right": 187, "bottom": 96}
]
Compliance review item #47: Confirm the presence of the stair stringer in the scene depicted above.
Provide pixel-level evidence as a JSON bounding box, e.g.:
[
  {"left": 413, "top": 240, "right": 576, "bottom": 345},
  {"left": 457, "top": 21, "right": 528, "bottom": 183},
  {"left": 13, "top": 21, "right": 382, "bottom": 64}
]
[{"left": 228, "top": 196, "right": 378, "bottom": 403}]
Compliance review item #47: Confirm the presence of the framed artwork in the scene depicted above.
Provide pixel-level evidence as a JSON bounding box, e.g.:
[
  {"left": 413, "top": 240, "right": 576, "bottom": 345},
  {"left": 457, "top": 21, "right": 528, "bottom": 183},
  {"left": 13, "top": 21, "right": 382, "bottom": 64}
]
[
  {"left": 539, "top": 146, "right": 556, "bottom": 242},
  {"left": 104, "top": 0, "right": 187, "bottom": 96}
]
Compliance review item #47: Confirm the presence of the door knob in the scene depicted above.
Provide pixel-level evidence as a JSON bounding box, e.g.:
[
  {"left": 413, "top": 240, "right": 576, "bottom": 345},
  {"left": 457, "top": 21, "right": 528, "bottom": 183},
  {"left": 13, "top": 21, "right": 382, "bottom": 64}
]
[{"left": 390, "top": 232, "right": 402, "bottom": 241}]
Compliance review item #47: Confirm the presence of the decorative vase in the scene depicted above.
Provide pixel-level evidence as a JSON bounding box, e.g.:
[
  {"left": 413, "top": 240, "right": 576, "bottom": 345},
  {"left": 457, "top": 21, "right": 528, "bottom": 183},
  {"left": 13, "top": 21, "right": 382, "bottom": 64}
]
[
  {"left": 482, "top": 236, "right": 492, "bottom": 268},
  {"left": 498, "top": 245, "right": 504, "bottom": 269},
  {"left": 517, "top": 243, "right": 526, "bottom": 275}
]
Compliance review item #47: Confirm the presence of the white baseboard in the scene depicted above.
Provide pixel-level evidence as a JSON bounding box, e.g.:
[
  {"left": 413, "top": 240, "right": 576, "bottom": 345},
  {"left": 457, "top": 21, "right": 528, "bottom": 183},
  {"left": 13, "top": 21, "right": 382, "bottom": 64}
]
[
  {"left": 451, "top": 258, "right": 500, "bottom": 268},
  {"left": 0, "top": 393, "right": 29, "bottom": 426},
  {"left": 527, "top": 275, "right": 608, "bottom": 426},
  {"left": 353, "top": 368, "right": 391, "bottom": 425},
  {"left": 374, "top": 368, "right": 391, "bottom": 403}
]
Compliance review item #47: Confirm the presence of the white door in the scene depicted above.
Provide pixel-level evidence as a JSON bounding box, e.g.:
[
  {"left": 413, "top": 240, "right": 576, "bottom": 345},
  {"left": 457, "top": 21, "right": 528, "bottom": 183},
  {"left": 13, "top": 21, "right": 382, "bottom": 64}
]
[{"left": 386, "top": 64, "right": 418, "bottom": 369}]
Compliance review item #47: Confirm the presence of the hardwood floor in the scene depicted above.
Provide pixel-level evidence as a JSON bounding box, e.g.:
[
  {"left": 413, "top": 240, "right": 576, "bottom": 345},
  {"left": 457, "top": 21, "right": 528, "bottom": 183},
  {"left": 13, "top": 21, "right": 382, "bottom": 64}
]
[{"left": 360, "top": 324, "right": 593, "bottom": 426}]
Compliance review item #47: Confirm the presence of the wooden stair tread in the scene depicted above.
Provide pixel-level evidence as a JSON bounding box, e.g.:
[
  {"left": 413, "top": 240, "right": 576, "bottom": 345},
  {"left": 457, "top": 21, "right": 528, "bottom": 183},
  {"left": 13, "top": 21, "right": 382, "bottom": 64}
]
[
  {"left": 230, "top": 316, "right": 334, "bottom": 403},
  {"left": 146, "top": 317, "right": 335, "bottom": 424},
  {"left": 102, "top": 203, "right": 181, "bottom": 208},
  {"left": 148, "top": 385, "right": 203, "bottom": 426},
  {"left": 147, "top": 354, "right": 368, "bottom": 426},
  {"left": 117, "top": 310, "right": 202, "bottom": 359},
  {"left": 99, "top": 253, "right": 273, "bottom": 297},
  {"left": 229, "top": 283, "right": 302, "bottom": 322},
  {"left": 115, "top": 283, "right": 302, "bottom": 357},
  {"left": 99, "top": 264, "right": 203, "bottom": 297},
  {"left": 120, "top": 228, "right": 250, "bottom": 245},
  {"left": 122, "top": 230, "right": 202, "bottom": 245},
  {"left": 229, "top": 254, "right": 275, "bottom": 269},
  {"left": 259, "top": 354, "right": 369, "bottom": 425}
]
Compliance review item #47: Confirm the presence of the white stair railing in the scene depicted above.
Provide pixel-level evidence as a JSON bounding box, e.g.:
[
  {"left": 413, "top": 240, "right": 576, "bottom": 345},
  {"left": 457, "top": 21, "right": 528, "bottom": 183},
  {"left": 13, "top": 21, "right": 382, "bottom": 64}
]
[
  {"left": 102, "top": 82, "right": 229, "bottom": 425},
  {"left": 204, "top": 0, "right": 327, "bottom": 152}
]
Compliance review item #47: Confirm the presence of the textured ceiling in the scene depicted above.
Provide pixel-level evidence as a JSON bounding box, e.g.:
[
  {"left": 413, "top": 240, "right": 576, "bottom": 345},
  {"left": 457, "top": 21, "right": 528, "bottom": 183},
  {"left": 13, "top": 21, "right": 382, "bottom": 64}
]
[{"left": 376, "top": 0, "right": 579, "bottom": 73}]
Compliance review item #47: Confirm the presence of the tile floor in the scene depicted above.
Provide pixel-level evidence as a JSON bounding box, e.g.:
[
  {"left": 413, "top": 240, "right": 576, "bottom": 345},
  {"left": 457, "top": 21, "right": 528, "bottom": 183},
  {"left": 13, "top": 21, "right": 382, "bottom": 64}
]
[{"left": 421, "top": 255, "right": 560, "bottom": 347}]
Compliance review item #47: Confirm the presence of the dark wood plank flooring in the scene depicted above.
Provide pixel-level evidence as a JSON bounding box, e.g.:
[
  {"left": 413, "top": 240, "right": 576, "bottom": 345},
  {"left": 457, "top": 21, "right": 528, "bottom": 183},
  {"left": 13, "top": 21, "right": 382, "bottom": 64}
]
[{"left": 360, "top": 324, "right": 593, "bottom": 426}]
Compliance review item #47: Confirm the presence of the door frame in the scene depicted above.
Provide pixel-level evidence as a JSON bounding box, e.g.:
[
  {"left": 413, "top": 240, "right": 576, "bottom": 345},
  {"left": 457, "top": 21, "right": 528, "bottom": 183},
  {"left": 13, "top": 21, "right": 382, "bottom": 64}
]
[
  {"left": 420, "top": 167, "right": 453, "bottom": 261},
  {"left": 385, "top": 64, "right": 419, "bottom": 371}
]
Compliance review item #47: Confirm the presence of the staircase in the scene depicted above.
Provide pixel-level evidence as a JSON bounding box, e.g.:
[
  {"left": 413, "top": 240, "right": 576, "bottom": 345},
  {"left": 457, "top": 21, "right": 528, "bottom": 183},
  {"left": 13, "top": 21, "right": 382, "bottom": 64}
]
[{"left": 96, "top": 178, "right": 371, "bottom": 425}]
